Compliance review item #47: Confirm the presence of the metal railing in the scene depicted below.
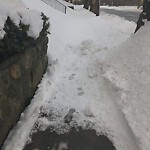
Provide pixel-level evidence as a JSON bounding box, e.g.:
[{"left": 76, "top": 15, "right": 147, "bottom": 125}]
[{"left": 41, "top": 0, "right": 67, "bottom": 14}]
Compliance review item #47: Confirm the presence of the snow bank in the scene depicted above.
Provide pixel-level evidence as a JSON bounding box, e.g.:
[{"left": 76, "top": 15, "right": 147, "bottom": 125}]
[
  {"left": 101, "top": 21, "right": 150, "bottom": 150},
  {"left": 0, "top": 1, "right": 43, "bottom": 39}
]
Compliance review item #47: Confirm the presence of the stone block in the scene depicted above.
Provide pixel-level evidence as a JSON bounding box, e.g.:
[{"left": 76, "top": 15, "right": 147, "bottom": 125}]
[
  {"left": 0, "top": 41, "right": 48, "bottom": 147},
  {"left": 9, "top": 64, "right": 21, "bottom": 79},
  {"left": 0, "top": 70, "right": 9, "bottom": 93}
]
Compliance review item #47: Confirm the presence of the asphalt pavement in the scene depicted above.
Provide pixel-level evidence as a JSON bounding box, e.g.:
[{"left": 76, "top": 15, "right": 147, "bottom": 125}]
[
  {"left": 24, "top": 127, "right": 116, "bottom": 150},
  {"left": 100, "top": 8, "right": 141, "bottom": 23}
]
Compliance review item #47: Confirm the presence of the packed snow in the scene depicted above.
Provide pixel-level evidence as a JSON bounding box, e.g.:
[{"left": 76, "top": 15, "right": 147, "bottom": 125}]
[
  {"left": 2, "top": 1, "right": 150, "bottom": 150},
  {"left": 0, "top": 1, "right": 44, "bottom": 39}
]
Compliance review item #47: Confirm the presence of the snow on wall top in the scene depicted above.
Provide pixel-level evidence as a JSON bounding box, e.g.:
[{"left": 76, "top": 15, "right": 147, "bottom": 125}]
[{"left": 0, "top": 1, "right": 43, "bottom": 39}]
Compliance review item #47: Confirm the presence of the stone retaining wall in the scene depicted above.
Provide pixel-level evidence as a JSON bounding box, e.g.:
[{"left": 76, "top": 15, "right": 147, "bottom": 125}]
[{"left": 0, "top": 39, "right": 48, "bottom": 147}]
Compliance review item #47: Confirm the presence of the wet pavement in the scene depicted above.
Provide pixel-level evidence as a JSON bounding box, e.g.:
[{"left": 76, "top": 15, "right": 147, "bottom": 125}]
[
  {"left": 101, "top": 8, "right": 141, "bottom": 22},
  {"left": 24, "top": 127, "right": 116, "bottom": 150}
]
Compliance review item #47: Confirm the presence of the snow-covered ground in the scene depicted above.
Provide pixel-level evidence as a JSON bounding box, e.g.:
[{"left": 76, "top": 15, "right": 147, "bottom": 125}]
[{"left": 3, "top": 1, "right": 150, "bottom": 150}]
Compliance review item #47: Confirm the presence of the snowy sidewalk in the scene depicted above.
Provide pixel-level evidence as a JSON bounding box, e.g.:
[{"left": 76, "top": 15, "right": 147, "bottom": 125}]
[{"left": 3, "top": 1, "right": 139, "bottom": 150}]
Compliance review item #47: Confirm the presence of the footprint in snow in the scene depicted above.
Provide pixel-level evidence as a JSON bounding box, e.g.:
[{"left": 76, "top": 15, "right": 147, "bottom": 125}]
[
  {"left": 87, "top": 63, "right": 98, "bottom": 78},
  {"left": 77, "top": 87, "right": 82, "bottom": 91},
  {"left": 64, "top": 108, "right": 76, "bottom": 123},
  {"left": 68, "top": 74, "right": 75, "bottom": 80},
  {"left": 77, "top": 87, "right": 84, "bottom": 96}
]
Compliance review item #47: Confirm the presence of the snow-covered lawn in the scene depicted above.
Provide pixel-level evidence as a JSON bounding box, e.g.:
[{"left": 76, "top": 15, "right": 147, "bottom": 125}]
[{"left": 3, "top": 1, "right": 150, "bottom": 150}]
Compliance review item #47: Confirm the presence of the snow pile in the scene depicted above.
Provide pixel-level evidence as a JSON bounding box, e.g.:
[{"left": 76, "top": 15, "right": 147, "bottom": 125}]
[
  {"left": 101, "top": 21, "right": 150, "bottom": 150},
  {"left": 0, "top": 1, "right": 43, "bottom": 39}
]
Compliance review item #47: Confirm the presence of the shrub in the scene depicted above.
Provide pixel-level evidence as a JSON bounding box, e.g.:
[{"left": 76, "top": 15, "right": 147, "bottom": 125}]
[{"left": 0, "top": 13, "right": 50, "bottom": 62}]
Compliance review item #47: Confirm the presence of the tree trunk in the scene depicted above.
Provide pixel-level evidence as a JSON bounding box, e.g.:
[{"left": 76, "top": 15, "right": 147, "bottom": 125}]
[
  {"left": 84, "top": 0, "right": 89, "bottom": 9},
  {"left": 95, "top": 0, "right": 100, "bottom": 16},
  {"left": 90, "top": 0, "right": 94, "bottom": 12},
  {"left": 84, "top": 0, "right": 99, "bottom": 16}
]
